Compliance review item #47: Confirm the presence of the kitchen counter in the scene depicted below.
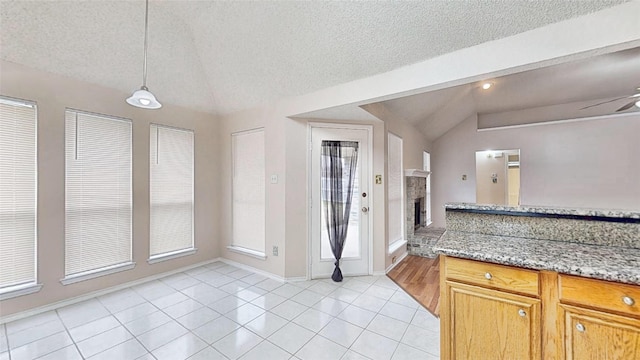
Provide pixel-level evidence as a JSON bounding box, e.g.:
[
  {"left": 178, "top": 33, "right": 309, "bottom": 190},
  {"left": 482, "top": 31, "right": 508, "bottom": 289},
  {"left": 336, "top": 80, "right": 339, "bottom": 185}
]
[{"left": 434, "top": 230, "right": 640, "bottom": 285}]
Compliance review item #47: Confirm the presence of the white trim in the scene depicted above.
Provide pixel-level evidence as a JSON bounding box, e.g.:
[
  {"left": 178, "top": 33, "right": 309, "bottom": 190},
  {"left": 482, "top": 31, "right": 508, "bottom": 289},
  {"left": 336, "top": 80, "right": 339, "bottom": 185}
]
[
  {"left": 404, "top": 169, "right": 431, "bottom": 178},
  {"left": 372, "top": 270, "right": 387, "bottom": 276},
  {"left": 148, "top": 248, "right": 197, "bottom": 264},
  {"left": 385, "top": 251, "right": 409, "bottom": 274},
  {"left": 476, "top": 111, "right": 638, "bottom": 132},
  {"left": 217, "top": 258, "right": 286, "bottom": 282},
  {"left": 230, "top": 128, "right": 267, "bottom": 256},
  {"left": 226, "top": 245, "right": 267, "bottom": 260},
  {"left": 284, "top": 276, "right": 309, "bottom": 283},
  {"left": 388, "top": 239, "right": 407, "bottom": 255},
  {"left": 0, "top": 283, "right": 42, "bottom": 301},
  {"left": 61, "top": 262, "right": 136, "bottom": 285},
  {"left": 307, "top": 122, "right": 374, "bottom": 280},
  {"left": 1, "top": 258, "right": 219, "bottom": 324}
]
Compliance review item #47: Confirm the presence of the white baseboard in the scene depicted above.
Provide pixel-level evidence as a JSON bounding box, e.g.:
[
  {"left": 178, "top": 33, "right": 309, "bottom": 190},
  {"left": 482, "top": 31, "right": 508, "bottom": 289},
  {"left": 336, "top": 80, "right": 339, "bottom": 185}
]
[
  {"left": 218, "top": 258, "right": 287, "bottom": 283},
  {"left": 385, "top": 251, "right": 409, "bottom": 274},
  {"left": 0, "top": 258, "right": 219, "bottom": 325}
]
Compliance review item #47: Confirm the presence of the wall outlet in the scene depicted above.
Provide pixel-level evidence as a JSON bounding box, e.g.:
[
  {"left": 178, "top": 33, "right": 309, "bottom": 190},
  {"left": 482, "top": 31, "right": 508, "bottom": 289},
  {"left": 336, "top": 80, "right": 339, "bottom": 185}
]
[
  {"left": 375, "top": 175, "right": 382, "bottom": 184},
  {"left": 392, "top": 255, "right": 397, "bottom": 263},
  {"left": 272, "top": 246, "right": 278, "bottom": 256},
  {"left": 270, "top": 174, "right": 278, "bottom": 184},
  {"left": 462, "top": 174, "right": 467, "bottom": 181}
]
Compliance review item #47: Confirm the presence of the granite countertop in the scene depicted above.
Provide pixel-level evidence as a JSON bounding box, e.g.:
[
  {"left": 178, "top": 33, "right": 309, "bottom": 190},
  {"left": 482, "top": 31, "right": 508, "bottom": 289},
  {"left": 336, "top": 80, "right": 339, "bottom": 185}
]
[
  {"left": 445, "top": 203, "right": 640, "bottom": 220},
  {"left": 434, "top": 231, "right": 640, "bottom": 286}
]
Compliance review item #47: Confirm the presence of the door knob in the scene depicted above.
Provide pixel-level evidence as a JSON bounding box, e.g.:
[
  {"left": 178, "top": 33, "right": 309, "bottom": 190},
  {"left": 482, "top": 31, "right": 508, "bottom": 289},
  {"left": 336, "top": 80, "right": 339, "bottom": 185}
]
[{"left": 362, "top": 207, "right": 369, "bottom": 213}]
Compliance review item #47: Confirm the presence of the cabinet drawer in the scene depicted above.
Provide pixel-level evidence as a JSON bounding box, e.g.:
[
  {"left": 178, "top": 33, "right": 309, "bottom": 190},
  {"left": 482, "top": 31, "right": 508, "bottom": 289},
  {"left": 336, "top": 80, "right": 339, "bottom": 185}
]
[
  {"left": 444, "top": 257, "right": 540, "bottom": 297},
  {"left": 560, "top": 275, "right": 640, "bottom": 317}
]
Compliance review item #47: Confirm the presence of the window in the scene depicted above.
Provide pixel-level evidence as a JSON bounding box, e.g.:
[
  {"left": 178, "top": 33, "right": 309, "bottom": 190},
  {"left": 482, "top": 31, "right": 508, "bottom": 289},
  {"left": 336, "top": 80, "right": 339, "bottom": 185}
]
[
  {"left": 388, "top": 133, "right": 404, "bottom": 251},
  {"left": 64, "top": 110, "right": 133, "bottom": 283},
  {"left": 149, "top": 124, "right": 194, "bottom": 262},
  {"left": 424, "top": 151, "right": 432, "bottom": 225},
  {"left": 230, "top": 129, "right": 265, "bottom": 258},
  {"left": 0, "top": 97, "right": 40, "bottom": 299}
]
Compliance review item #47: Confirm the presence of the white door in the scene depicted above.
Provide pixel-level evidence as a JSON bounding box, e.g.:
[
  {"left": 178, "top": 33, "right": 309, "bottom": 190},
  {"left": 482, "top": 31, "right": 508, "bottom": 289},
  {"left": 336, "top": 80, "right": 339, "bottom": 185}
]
[{"left": 310, "top": 126, "right": 370, "bottom": 279}]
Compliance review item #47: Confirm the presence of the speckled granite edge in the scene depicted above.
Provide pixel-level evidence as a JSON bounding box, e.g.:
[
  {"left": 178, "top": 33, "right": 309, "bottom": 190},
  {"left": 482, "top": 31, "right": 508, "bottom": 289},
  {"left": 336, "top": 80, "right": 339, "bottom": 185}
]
[
  {"left": 433, "top": 231, "right": 640, "bottom": 286},
  {"left": 445, "top": 203, "right": 640, "bottom": 219},
  {"left": 446, "top": 211, "right": 640, "bottom": 248}
]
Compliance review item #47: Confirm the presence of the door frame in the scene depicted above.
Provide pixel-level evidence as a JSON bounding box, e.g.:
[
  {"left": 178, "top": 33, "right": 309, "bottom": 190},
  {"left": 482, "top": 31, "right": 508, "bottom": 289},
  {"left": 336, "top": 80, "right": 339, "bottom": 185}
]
[{"left": 307, "top": 122, "right": 374, "bottom": 280}]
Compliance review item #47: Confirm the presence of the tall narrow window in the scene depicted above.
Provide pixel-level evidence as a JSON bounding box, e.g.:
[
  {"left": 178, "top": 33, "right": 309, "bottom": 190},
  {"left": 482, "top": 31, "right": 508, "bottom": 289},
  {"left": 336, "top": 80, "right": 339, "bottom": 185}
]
[
  {"left": 231, "top": 129, "right": 265, "bottom": 258},
  {"left": 64, "top": 110, "right": 132, "bottom": 283},
  {"left": 388, "top": 133, "right": 404, "bottom": 251},
  {"left": 0, "top": 97, "right": 39, "bottom": 298},
  {"left": 424, "top": 151, "right": 432, "bottom": 225},
  {"left": 150, "top": 124, "right": 194, "bottom": 261}
]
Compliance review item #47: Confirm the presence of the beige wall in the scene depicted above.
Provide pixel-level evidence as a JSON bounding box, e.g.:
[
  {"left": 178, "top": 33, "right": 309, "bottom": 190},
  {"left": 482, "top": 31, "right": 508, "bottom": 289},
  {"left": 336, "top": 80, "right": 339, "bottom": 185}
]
[
  {"left": 380, "top": 112, "right": 431, "bottom": 270},
  {"left": 2, "top": 2, "right": 638, "bottom": 316},
  {"left": 0, "top": 62, "right": 220, "bottom": 317},
  {"left": 431, "top": 113, "right": 640, "bottom": 227},
  {"left": 218, "top": 108, "right": 287, "bottom": 278},
  {"left": 218, "top": 114, "right": 390, "bottom": 279}
]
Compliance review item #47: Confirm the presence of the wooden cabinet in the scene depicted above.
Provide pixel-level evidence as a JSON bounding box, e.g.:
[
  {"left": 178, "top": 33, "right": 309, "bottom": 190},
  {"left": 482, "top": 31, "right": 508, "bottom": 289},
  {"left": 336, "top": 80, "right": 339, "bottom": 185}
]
[
  {"left": 441, "top": 256, "right": 542, "bottom": 359},
  {"left": 561, "top": 304, "right": 640, "bottom": 359},
  {"left": 559, "top": 274, "right": 640, "bottom": 359},
  {"left": 441, "top": 256, "right": 640, "bottom": 360},
  {"left": 444, "top": 281, "right": 541, "bottom": 359}
]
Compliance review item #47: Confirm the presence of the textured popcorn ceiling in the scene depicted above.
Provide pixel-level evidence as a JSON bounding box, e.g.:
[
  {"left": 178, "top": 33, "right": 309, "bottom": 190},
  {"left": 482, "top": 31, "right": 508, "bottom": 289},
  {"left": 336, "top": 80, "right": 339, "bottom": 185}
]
[{"left": 0, "top": 0, "right": 628, "bottom": 115}]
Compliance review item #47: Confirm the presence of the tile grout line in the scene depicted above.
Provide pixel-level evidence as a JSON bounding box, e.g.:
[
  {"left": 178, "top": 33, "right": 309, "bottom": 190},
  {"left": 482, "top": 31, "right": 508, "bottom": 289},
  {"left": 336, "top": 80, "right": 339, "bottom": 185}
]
[
  {"left": 6, "top": 267, "right": 438, "bottom": 360},
  {"left": 54, "top": 308, "right": 86, "bottom": 360},
  {"left": 2, "top": 324, "right": 12, "bottom": 360}
]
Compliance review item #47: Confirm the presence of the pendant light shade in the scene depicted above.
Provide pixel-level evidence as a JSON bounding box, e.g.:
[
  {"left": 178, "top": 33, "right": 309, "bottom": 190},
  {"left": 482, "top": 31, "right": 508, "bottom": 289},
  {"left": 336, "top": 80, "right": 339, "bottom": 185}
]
[
  {"left": 127, "top": 0, "right": 162, "bottom": 109},
  {"left": 127, "top": 86, "right": 162, "bottom": 109}
]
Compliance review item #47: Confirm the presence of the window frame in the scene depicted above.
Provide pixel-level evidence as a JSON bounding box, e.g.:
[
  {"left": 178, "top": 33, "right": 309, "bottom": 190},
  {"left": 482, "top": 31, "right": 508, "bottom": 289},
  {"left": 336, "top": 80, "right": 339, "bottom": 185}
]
[
  {"left": 148, "top": 123, "right": 196, "bottom": 263},
  {"left": 62, "top": 108, "right": 134, "bottom": 285},
  {"left": 229, "top": 127, "right": 266, "bottom": 259},
  {"left": 387, "top": 132, "right": 405, "bottom": 254},
  {"left": 0, "top": 96, "right": 41, "bottom": 299}
]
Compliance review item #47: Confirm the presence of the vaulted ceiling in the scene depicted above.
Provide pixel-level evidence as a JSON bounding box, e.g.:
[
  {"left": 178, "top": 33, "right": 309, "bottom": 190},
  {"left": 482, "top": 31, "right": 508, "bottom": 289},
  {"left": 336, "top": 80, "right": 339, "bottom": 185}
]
[
  {"left": 356, "top": 46, "right": 640, "bottom": 141},
  {"left": 0, "top": 0, "right": 628, "bottom": 116}
]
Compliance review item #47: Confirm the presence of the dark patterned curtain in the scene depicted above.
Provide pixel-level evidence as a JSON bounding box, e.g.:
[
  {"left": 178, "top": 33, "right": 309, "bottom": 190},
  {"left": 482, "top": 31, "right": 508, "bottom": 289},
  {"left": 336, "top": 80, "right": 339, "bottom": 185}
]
[{"left": 321, "top": 140, "right": 359, "bottom": 282}]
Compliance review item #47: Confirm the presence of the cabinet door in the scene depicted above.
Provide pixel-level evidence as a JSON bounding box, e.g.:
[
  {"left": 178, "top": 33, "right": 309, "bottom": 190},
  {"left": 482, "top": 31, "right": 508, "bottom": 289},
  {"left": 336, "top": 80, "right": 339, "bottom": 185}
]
[
  {"left": 445, "top": 281, "right": 541, "bottom": 360},
  {"left": 562, "top": 304, "right": 640, "bottom": 360}
]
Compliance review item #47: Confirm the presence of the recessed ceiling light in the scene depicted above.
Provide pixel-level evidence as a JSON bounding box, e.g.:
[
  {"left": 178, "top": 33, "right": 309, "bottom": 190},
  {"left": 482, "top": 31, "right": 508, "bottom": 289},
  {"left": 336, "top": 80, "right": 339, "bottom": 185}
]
[{"left": 482, "top": 82, "right": 493, "bottom": 90}]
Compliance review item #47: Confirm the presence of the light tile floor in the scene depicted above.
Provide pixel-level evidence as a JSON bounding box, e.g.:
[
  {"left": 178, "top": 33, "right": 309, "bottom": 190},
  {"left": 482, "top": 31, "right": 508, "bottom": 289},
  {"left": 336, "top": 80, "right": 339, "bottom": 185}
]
[{"left": 1, "top": 262, "right": 440, "bottom": 360}]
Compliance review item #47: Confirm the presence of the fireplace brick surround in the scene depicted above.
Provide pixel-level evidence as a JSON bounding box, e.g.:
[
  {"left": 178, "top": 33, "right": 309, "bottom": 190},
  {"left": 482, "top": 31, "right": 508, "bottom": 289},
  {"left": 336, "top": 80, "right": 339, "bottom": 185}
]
[{"left": 405, "top": 172, "right": 445, "bottom": 258}]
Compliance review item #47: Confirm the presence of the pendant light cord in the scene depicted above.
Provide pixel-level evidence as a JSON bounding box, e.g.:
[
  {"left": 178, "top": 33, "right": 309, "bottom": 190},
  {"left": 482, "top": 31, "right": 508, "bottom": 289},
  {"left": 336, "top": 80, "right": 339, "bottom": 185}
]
[{"left": 142, "top": 0, "right": 149, "bottom": 89}]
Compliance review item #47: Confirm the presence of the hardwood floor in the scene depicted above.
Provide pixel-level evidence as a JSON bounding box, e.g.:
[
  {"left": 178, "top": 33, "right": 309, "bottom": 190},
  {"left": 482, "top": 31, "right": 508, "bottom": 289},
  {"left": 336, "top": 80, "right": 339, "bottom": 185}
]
[{"left": 387, "top": 255, "right": 441, "bottom": 317}]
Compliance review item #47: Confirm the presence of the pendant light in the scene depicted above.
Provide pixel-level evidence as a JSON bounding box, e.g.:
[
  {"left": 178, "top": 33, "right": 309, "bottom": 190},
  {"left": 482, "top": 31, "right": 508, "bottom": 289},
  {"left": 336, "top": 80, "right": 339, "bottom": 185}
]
[{"left": 126, "top": 0, "right": 162, "bottom": 109}]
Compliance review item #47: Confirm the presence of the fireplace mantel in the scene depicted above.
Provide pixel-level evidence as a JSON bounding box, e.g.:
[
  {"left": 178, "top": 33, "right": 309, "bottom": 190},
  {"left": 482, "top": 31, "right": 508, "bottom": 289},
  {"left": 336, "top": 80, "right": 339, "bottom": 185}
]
[{"left": 404, "top": 169, "right": 431, "bottom": 178}]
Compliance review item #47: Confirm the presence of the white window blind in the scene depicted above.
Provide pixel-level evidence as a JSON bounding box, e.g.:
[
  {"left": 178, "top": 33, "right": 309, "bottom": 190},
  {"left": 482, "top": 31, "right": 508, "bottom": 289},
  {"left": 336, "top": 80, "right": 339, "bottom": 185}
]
[
  {"left": 388, "top": 133, "right": 404, "bottom": 246},
  {"left": 232, "top": 129, "right": 265, "bottom": 254},
  {"left": 150, "top": 124, "right": 194, "bottom": 258},
  {"left": 65, "top": 110, "right": 132, "bottom": 278},
  {"left": 0, "top": 98, "right": 37, "bottom": 292}
]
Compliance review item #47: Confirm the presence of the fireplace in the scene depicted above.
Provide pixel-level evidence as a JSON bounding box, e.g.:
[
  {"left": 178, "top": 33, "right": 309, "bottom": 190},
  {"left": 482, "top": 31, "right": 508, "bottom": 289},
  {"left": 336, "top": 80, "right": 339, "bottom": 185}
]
[{"left": 405, "top": 175, "right": 426, "bottom": 238}]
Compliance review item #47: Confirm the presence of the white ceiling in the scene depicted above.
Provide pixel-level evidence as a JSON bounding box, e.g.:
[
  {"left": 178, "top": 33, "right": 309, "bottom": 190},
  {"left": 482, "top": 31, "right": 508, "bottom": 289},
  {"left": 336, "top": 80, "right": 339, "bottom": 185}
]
[
  {"left": 362, "top": 46, "right": 640, "bottom": 141},
  {"left": 0, "top": 0, "right": 628, "bottom": 116}
]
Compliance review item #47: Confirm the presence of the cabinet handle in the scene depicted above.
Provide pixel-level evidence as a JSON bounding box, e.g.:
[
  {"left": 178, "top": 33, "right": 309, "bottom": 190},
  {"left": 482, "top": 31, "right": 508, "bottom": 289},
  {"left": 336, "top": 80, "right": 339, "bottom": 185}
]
[
  {"left": 576, "top": 323, "right": 585, "bottom": 332},
  {"left": 518, "top": 309, "right": 526, "bottom": 317},
  {"left": 622, "top": 296, "right": 635, "bottom": 306},
  {"left": 484, "top": 272, "right": 492, "bottom": 280}
]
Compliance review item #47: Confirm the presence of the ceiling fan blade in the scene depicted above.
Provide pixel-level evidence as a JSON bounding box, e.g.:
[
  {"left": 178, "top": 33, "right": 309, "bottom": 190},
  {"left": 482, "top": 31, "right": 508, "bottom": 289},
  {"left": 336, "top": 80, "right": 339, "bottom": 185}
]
[
  {"left": 616, "top": 101, "right": 636, "bottom": 112},
  {"left": 580, "top": 96, "right": 629, "bottom": 110}
]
